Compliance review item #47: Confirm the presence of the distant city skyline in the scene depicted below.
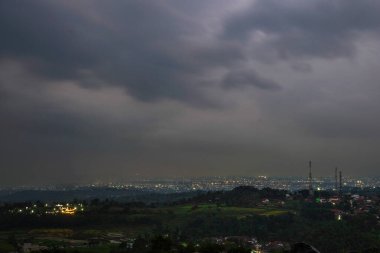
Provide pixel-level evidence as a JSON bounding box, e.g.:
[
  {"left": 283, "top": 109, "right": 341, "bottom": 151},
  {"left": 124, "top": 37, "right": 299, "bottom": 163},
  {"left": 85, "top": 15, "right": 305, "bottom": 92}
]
[
  {"left": 1, "top": 0, "right": 380, "bottom": 186},
  {"left": 1, "top": 175, "right": 379, "bottom": 194}
]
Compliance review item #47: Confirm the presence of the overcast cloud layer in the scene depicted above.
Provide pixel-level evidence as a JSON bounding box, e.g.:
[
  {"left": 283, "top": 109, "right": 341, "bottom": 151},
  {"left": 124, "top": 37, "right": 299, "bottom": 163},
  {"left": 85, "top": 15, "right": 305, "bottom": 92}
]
[{"left": 1, "top": 0, "right": 380, "bottom": 186}]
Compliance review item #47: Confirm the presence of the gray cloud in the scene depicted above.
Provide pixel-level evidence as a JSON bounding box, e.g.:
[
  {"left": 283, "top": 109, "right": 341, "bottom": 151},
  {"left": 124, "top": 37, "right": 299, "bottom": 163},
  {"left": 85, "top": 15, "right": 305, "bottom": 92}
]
[
  {"left": 0, "top": 0, "right": 250, "bottom": 107},
  {"left": 1, "top": 1, "right": 201, "bottom": 102},
  {"left": 223, "top": 69, "right": 281, "bottom": 90},
  {"left": 223, "top": 0, "right": 380, "bottom": 60},
  {"left": 1, "top": 0, "right": 380, "bottom": 185}
]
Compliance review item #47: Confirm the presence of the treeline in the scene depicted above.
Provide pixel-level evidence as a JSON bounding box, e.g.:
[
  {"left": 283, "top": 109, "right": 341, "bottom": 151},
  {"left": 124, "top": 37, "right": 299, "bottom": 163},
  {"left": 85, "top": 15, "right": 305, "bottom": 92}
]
[
  {"left": 0, "top": 188, "right": 203, "bottom": 203},
  {"left": 31, "top": 234, "right": 380, "bottom": 253},
  {"left": 1, "top": 187, "right": 380, "bottom": 252},
  {"left": 176, "top": 186, "right": 289, "bottom": 207}
]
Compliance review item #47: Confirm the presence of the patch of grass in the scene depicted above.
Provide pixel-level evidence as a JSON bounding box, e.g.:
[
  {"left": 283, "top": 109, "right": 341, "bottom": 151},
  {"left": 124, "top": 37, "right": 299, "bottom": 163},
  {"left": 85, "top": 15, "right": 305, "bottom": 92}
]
[
  {"left": 66, "top": 244, "right": 117, "bottom": 253},
  {"left": 29, "top": 229, "right": 74, "bottom": 237},
  {"left": 0, "top": 241, "right": 16, "bottom": 253},
  {"left": 81, "top": 230, "right": 103, "bottom": 237},
  {"left": 261, "top": 210, "right": 288, "bottom": 216},
  {"left": 168, "top": 204, "right": 287, "bottom": 218}
]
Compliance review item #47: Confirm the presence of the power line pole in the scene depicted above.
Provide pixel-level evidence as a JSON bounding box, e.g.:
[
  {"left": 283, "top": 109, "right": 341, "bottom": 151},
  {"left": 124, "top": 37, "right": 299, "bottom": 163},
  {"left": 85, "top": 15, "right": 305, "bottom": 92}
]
[
  {"left": 339, "top": 170, "right": 342, "bottom": 197},
  {"left": 309, "top": 160, "right": 313, "bottom": 196}
]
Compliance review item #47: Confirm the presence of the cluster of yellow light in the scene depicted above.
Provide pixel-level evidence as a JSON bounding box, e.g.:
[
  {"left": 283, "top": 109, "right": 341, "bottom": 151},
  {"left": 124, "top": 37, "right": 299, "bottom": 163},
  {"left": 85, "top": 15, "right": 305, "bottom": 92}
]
[
  {"left": 54, "top": 204, "right": 78, "bottom": 215},
  {"left": 10, "top": 203, "right": 85, "bottom": 216},
  {"left": 60, "top": 206, "right": 77, "bottom": 215}
]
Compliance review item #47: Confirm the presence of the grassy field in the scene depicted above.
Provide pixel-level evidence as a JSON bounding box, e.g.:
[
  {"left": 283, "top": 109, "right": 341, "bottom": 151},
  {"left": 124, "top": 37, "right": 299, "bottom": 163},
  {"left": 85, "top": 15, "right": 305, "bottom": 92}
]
[
  {"left": 65, "top": 244, "right": 118, "bottom": 253},
  {"left": 89, "top": 204, "right": 291, "bottom": 233},
  {"left": 0, "top": 241, "right": 15, "bottom": 253},
  {"left": 168, "top": 204, "right": 288, "bottom": 217},
  {"left": 0, "top": 204, "right": 290, "bottom": 247},
  {"left": 120, "top": 204, "right": 288, "bottom": 229}
]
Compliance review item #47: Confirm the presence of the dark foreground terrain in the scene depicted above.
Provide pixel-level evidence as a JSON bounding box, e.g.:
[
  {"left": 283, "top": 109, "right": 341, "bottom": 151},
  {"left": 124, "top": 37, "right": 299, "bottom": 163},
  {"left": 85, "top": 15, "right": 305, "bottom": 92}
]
[{"left": 1, "top": 186, "right": 380, "bottom": 253}]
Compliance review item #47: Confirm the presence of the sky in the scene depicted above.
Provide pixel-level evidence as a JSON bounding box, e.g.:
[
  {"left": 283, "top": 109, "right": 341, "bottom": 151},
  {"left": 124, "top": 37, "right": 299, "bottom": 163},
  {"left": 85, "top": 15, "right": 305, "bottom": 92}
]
[{"left": 1, "top": 0, "right": 380, "bottom": 186}]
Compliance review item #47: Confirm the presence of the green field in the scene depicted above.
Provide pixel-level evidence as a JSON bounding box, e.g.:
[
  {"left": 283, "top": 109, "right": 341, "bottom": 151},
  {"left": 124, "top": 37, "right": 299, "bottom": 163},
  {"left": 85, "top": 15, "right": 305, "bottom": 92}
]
[
  {"left": 168, "top": 204, "right": 288, "bottom": 217},
  {"left": 64, "top": 244, "right": 118, "bottom": 253},
  {"left": 0, "top": 241, "right": 15, "bottom": 253},
  {"left": 121, "top": 204, "right": 289, "bottom": 226},
  {"left": 0, "top": 203, "right": 290, "bottom": 249}
]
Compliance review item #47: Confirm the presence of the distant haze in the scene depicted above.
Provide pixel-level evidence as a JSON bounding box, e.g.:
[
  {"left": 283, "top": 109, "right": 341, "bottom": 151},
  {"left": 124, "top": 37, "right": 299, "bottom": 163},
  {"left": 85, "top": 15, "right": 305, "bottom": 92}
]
[{"left": 1, "top": 0, "right": 380, "bottom": 186}]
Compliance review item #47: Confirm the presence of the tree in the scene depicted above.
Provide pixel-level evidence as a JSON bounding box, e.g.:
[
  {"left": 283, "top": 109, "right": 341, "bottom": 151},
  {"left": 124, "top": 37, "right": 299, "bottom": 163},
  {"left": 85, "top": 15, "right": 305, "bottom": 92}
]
[
  {"left": 199, "top": 242, "right": 223, "bottom": 253},
  {"left": 150, "top": 235, "right": 172, "bottom": 253},
  {"left": 227, "top": 246, "right": 251, "bottom": 253}
]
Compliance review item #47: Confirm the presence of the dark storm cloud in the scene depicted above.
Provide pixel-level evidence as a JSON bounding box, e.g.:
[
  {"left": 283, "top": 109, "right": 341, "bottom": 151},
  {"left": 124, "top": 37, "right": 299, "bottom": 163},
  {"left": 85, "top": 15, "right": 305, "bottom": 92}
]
[
  {"left": 1, "top": 0, "right": 380, "bottom": 185},
  {"left": 0, "top": 0, "right": 204, "bottom": 103},
  {"left": 223, "top": 69, "right": 281, "bottom": 90},
  {"left": 0, "top": 1, "right": 252, "bottom": 107},
  {"left": 0, "top": 1, "right": 97, "bottom": 76},
  {"left": 223, "top": 0, "right": 380, "bottom": 60}
]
